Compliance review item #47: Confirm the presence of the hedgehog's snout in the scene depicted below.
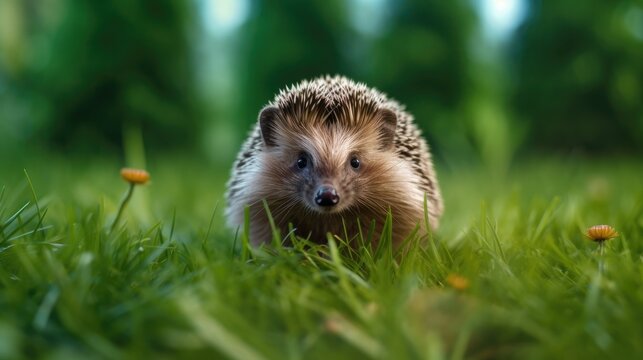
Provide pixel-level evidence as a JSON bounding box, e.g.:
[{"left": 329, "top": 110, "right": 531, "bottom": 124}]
[{"left": 314, "top": 185, "right": 339, "bottom": 207}]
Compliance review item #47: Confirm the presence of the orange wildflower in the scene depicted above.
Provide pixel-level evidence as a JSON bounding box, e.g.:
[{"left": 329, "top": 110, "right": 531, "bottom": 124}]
[{"left": 585, "top": 225, "right": 618, "bottom": 242}]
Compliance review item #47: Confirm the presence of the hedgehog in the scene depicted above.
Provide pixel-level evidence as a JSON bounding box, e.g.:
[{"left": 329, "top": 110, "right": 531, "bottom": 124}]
[{"left": 225, "top": 76, "right": 443, "bottom": 247}]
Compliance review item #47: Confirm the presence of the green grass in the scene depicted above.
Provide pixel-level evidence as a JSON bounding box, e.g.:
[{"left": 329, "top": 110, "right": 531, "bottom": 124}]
[{"left": 0, "top": 155, "right": 642, "bottom": 359}]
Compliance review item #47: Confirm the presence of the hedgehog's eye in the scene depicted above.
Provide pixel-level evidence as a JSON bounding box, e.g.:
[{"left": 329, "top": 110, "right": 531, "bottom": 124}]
[
  {"left": 296, "top": 154, "right": 308, "bottom": 169},
  {"left": 350, "top": 156, "right": 360, "bottom": 169}
]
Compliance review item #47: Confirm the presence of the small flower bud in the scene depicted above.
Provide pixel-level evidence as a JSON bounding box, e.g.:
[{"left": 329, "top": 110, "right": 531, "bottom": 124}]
[{"left": 446, "top": 274, "right": 470, "bottom": 291}]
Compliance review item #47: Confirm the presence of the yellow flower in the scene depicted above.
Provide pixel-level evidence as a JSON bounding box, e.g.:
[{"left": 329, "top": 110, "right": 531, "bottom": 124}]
[
  {"left": 585, "top": 225, "right": 618, "bottom": 242},
  {"left": 446, "top": 274, "right": 470, "bottom": 291},
  {"left": 120, "top": 168, "right": 150, "bottom": 185}
]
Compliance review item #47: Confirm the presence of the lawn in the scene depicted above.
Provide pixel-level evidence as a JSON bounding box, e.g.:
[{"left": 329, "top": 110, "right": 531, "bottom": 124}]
[{"left": 0, "top": 154, "right": 641, "bottom": 359}]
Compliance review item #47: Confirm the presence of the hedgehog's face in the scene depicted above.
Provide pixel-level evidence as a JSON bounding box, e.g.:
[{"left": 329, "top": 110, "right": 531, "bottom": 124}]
[
  {"left": 258, "top": 105, "right": 398, "bottom": 215},
  {"left": 287, "top": 141, "right": 362, "bottom": 214}
]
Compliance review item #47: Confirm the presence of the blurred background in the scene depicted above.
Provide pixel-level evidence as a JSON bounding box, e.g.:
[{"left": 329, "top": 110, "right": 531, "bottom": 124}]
[{"left": 0, "top": 0, "right": 641, "bottom": 172}]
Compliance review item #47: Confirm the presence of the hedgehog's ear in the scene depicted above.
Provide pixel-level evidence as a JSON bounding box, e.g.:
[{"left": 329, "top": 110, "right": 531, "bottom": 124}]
[
  {"left": 259, "top": 106, "right": 281, "bottom": 147},
  {"left": 377, "top": 108, "right": 397, "bottom": 150}
]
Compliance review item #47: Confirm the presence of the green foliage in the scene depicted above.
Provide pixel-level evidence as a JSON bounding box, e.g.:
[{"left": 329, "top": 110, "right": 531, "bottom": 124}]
[
  {"left": 369, "top": 0, "right": 477, "bottom": 160},
  {"left": 512, "top": 0, "right": 643, "bottom": 153},
  {"left": 0, "top": 156, "right": 641, "bottom": 358},
  {"left": 2, "top": 0, "right": 639, "bottom": 158},
  {"left": 0, "top": 0, "right": 199, "bottom": 153}
]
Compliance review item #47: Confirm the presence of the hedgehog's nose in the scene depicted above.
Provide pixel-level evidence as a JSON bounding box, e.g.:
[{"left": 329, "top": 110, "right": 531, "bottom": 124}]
[{"left": 315, "top": 186, "right": 339, "bottom": 207}]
